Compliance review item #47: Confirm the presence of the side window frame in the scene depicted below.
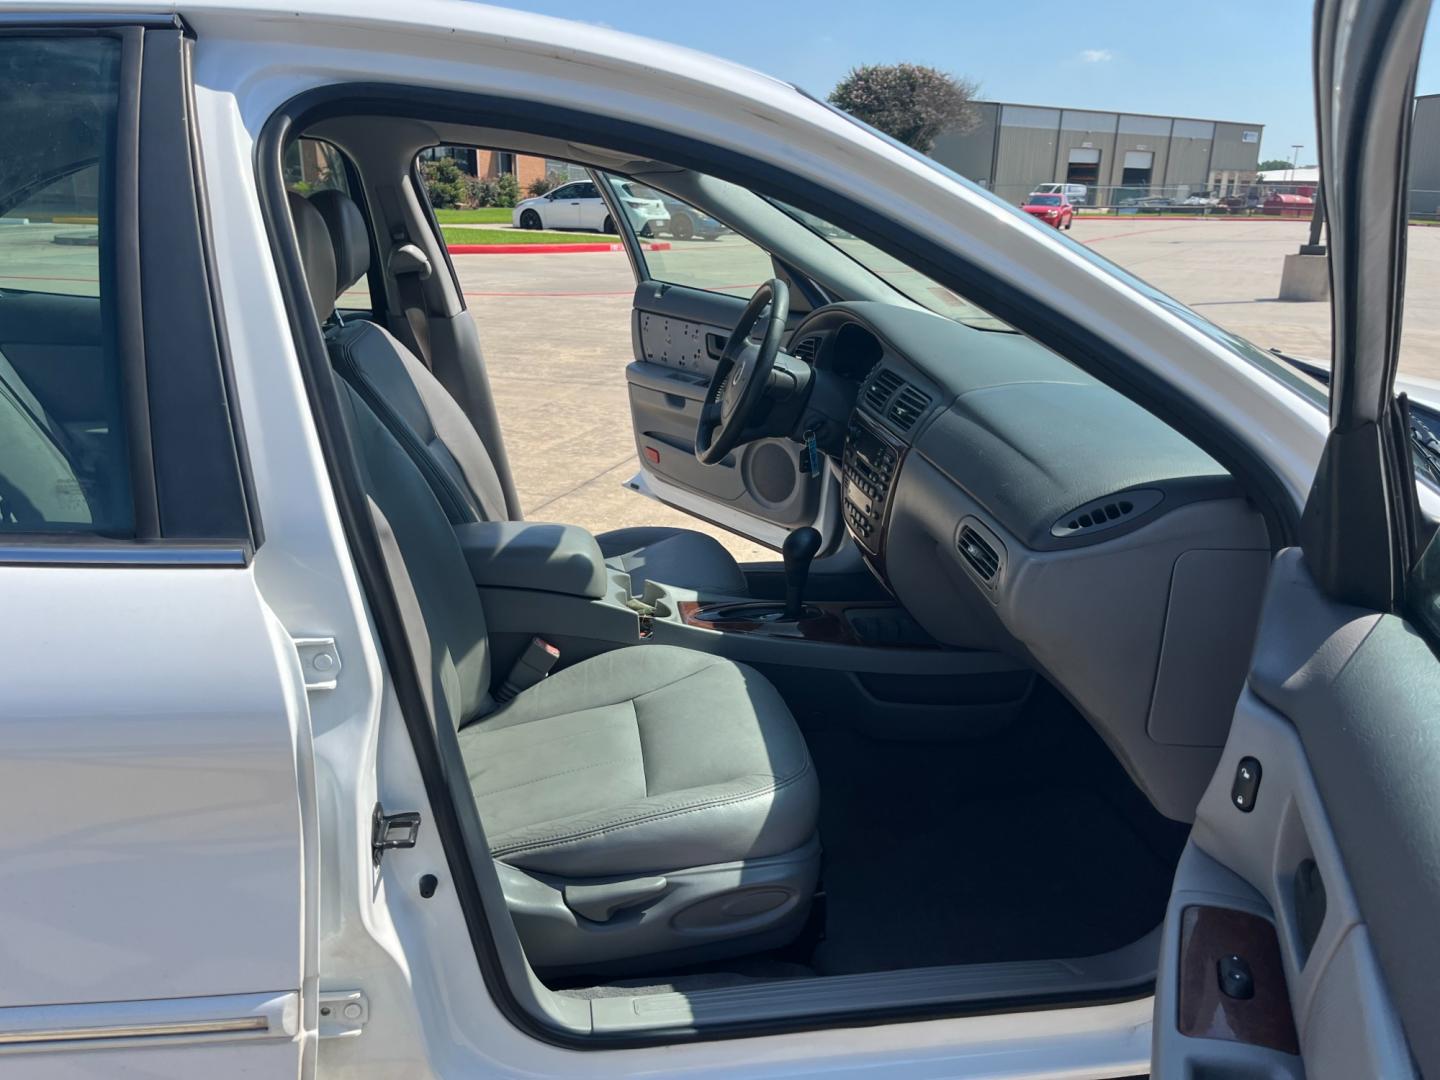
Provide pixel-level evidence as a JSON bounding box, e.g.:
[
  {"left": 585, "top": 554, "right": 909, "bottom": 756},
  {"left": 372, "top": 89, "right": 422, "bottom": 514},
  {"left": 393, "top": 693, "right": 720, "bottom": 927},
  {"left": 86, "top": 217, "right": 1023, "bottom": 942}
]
[
  {"left": 0, "top": 20, "right": 256, "bottom": 562},
  {"left": 594, "top": 170, "right": 785, "bottom": 301}
]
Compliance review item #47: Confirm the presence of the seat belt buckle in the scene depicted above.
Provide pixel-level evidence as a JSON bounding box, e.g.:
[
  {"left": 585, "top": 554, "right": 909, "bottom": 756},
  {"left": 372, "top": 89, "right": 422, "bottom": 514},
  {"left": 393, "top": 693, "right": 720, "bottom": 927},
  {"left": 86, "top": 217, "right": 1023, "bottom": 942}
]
[{"left": 496, "top": 637, "right": 560, "bottom": 702}]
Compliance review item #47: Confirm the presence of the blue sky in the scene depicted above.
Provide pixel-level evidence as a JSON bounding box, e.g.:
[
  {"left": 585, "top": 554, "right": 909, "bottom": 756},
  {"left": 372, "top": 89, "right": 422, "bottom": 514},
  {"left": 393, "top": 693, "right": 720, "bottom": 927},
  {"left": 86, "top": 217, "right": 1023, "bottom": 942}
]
[{"left": 484, "top": 0, "right": 1440, "bottom": 167}]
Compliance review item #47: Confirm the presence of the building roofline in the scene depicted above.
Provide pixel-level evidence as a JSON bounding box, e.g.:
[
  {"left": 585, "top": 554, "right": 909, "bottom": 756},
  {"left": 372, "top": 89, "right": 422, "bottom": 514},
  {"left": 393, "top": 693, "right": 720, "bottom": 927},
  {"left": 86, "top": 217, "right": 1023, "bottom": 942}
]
[{"left": 973, "top": 98, "right": 1265, "bottom": 130}]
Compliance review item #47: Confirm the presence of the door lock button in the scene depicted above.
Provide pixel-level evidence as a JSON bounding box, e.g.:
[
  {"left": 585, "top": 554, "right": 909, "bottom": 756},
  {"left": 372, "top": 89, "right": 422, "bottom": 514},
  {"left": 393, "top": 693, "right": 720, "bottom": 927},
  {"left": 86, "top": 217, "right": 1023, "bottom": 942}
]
[
  {"left": 1231, "top": 756, "right": 1262, "bottom": 812},
  {"left": 1217, "top": 953, "right": 1255, "bottom": 999}
]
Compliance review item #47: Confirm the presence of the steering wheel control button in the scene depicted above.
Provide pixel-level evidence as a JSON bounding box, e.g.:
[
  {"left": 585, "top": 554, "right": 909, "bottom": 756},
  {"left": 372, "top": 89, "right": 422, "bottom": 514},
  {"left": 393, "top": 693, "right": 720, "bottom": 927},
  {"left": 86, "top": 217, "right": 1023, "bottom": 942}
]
[
  {"left": 1217, "top": 954, "right": 1255, "bottom": 999},
  {"left": 1231, "top": 756, "right": 1262, "bottom": 813}
]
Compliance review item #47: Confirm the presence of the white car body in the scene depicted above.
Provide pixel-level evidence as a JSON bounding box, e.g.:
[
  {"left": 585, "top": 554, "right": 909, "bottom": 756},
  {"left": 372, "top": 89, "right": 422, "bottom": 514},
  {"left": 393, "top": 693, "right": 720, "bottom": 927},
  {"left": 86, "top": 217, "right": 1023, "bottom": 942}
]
[
  {"left": 2, "top": 2, "right": 1435, "bottom": 1079},
  {"left": 512, "top": 178, "right": 667, "bottom": 233}
]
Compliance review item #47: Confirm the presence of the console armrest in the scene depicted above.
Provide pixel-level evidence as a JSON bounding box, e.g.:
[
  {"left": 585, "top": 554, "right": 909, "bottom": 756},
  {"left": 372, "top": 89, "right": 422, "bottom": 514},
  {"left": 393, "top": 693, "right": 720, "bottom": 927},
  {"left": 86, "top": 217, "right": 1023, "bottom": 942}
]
[{"left": 454, "top": 521, "right": 608, "bottom": 599}]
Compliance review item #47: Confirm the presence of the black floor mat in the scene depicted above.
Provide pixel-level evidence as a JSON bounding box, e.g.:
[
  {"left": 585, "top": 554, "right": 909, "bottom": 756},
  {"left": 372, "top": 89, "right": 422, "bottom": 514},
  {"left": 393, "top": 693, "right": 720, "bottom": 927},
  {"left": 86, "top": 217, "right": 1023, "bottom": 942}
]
[{"left": 805, "top": 681, "right": 1189, "bottom": 976}]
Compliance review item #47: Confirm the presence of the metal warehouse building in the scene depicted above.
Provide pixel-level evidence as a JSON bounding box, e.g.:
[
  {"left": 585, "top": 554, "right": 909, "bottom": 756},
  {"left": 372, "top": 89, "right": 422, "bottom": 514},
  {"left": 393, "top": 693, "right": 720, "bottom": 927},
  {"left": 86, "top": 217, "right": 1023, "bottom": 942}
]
[
  {"left": 1410, "top": 94, "right": 1440, "bottom": 215},
  {"left": 932, "top": 101, "right": 1264, "bottom": 207}
]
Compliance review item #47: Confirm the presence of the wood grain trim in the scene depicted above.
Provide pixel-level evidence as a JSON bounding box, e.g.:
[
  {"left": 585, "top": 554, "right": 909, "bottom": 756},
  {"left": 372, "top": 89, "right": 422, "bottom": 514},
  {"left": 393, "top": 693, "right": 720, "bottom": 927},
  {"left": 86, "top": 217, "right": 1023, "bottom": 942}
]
[
  {"left": 677, "top": 600, "right": 932, "bottom": 647},
  {"left": 1177, "top": 905, "right": 1299, "bottom": 1055}
]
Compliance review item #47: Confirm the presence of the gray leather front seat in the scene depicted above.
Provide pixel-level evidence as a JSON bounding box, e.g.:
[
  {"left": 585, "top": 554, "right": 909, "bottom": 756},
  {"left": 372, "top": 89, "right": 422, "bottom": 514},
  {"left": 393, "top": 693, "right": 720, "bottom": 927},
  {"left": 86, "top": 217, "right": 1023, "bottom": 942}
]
[
  {"left": 288, "top": 191, "right": 818, "bottom": 972},
  {"left": 307, "top": 189, "right": 749, "bottom": 598}
]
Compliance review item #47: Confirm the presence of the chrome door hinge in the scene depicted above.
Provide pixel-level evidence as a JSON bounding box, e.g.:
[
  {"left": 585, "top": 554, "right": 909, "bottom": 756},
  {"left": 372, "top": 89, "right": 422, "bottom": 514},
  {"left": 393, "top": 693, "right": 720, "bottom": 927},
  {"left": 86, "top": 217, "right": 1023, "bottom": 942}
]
[
  {"left": 317, "top": 990, "right": 368, "bottom": 1038},
  {"left": 293, "top": 636, "right": 342, "bottom": 691},
  {"left": 371, "top": 803, "right": 421, "bottom": 866}
]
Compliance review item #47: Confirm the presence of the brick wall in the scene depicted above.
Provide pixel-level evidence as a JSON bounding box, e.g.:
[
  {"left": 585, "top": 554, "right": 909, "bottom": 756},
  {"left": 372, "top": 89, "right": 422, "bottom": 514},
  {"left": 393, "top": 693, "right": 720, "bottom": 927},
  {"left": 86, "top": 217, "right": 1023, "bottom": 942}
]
[{"left": 473, "top": 149, "right": 550, "bottom": 190}]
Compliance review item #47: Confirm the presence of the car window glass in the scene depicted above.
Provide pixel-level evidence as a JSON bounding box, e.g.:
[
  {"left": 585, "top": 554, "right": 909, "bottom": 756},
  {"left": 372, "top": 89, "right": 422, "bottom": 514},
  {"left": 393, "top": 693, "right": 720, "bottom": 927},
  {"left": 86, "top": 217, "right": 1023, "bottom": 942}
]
[
  {"left": 552, "top": 183, "right": 578, "bottom": 199},
  {"left": 0, "top": 35, "right": 131, "bottom": 534},
  {"left": 769, "top": 199, "right": 1012, "bottom": 331},
  {"left": 600, "top": 177, "right": 776, "bottom": 298},
  {"left": 285, "top": 137, "right": 373, "bottom": 312}
]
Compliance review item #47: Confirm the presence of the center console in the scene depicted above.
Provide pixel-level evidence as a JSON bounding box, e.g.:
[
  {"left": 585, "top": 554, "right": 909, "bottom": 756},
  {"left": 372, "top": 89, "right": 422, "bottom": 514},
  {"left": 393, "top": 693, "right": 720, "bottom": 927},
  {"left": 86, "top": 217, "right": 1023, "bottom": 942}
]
[{"left": 842, "top": 413, "right": 904, "bottom": 556}]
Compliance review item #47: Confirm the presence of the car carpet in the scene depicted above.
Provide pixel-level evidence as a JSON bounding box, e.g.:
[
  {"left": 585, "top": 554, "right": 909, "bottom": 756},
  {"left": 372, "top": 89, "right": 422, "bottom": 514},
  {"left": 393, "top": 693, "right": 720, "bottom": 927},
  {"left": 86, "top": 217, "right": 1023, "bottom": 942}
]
[{"left": 803, "top": 679, "right": 1191, "bottom": 976}]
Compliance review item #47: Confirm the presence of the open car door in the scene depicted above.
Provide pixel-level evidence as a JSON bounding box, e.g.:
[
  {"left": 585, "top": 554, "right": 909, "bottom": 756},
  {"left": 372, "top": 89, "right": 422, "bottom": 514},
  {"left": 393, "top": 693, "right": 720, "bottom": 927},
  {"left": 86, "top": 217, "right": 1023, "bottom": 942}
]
[
  {"left": 1151, "top": 1, "right": 1440, "bottom": 1075},
  {"left": 597, "top": 172, "right": 839, "bottom": 552}
]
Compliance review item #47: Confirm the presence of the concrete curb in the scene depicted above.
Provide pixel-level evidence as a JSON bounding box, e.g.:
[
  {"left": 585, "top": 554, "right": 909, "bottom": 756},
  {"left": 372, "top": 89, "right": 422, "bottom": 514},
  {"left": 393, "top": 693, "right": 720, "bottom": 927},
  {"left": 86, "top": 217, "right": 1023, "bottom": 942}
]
[{"left": 446, "top": 240, "right": 672, "bottom": 255}]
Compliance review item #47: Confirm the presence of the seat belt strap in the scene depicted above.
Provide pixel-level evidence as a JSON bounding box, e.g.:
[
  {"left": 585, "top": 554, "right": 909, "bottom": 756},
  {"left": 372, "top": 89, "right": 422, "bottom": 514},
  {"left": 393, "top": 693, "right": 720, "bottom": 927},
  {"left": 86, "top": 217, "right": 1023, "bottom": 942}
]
[
  {"left": 496, "top": 637, "right": 560, "bottom": 702},
  {"left": 395, "top": 268, "right": 431, "bottom": 364}
]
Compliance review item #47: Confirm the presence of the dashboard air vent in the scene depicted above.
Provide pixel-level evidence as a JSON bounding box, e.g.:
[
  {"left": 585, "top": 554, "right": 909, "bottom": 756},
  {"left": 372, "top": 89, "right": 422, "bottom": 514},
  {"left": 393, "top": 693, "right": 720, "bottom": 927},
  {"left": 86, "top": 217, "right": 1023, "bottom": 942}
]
[
  {"left": 792, "top": 335, "right": 821, "bottom": 363},
  {"left": 888, "top": 385, "right": 932, "bottom": 431},
  {"left": 1051, "top": 488, "right": 1165, "bottom": 539},
  {"left": 957, "top": 521, "right": 1002, "bottom": 583},
  {"left": 863, "top": 367, "right": 904, "bottom": 413}
]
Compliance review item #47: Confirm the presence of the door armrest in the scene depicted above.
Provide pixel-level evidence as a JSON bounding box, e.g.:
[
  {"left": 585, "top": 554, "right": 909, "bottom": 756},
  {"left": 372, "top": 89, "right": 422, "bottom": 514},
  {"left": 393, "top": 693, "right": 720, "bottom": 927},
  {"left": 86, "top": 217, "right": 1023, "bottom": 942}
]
[{"left": 455, "top": 521, "right": 608, "bottom": 599}]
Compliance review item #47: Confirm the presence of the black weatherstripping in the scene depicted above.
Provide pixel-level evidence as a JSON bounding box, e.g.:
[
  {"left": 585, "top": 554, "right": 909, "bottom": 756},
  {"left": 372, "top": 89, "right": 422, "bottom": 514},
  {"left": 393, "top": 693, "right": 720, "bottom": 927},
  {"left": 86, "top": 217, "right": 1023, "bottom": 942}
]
[
  {"left": 137, "top": 29, "right": 254, "bottom": 543},
  {"left": 260, "top": 84, "right": 1171, "bottom": 1049}
]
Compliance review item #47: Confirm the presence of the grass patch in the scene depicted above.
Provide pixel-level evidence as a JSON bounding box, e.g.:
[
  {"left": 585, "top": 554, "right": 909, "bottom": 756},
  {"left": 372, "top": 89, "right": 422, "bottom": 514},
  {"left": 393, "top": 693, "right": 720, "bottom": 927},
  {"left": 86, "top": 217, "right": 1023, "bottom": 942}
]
[
  {"left": 434, "top": 207, "right": 513, "bottom": 224},
  {"left": 441, "top": 226, "right": 612, "bottom": 246}
]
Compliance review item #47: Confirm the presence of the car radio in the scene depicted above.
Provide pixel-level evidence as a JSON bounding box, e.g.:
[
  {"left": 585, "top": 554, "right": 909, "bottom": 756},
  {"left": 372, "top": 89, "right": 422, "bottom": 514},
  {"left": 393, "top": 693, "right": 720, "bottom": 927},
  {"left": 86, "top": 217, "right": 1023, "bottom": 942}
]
[{"left": 842, "top": 415, "right": 901, "bottom": 554}]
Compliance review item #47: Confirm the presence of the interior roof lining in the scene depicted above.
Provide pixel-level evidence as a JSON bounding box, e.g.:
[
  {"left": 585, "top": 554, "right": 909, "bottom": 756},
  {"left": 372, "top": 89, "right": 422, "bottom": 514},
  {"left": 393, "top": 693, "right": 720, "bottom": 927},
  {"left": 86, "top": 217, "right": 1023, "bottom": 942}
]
[{"left": 305, "top": 113, "right": 668, "bottom": 174}]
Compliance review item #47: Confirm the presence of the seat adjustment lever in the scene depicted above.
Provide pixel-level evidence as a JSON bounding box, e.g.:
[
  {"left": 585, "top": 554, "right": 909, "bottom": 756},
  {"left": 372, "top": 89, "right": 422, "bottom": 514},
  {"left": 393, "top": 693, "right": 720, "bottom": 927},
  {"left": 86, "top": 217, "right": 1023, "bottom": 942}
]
[{"left": 564, "top": 877, "right": 669, "bottom": 922}]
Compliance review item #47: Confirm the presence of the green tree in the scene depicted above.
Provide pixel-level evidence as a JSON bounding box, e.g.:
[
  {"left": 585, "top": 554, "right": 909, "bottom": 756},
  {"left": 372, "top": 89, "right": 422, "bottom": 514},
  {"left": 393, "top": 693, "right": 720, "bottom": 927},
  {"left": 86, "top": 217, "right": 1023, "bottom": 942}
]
[
  {"left": 494, "top": 172, "right": 521, "bottom": 208},
  {"left": 828, "top": 63, "right": 978, "bottom": 153},
  {"left": 420, "top": 156, "right": 468, "bottom": 209},
  {"left": 528, "top": 171, "right": 568, "bottom": 197},
  {"left": 1258, "top": 158, "right": 1297, "bottom": 171}
]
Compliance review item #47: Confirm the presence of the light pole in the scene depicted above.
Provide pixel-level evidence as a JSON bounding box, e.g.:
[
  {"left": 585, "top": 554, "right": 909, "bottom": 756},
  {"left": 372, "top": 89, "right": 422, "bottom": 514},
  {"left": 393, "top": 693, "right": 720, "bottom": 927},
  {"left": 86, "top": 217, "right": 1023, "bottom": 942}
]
[{"left": 1290, "top": 144, "right": 1303, "bottom": 182}]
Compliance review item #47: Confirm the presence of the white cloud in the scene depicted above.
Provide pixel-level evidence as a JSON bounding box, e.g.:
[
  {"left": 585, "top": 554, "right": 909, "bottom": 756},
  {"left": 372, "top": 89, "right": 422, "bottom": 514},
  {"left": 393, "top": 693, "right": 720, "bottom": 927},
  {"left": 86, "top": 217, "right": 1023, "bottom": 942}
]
[{"left": 1079, "top": 49, "right": 1114, "bottom": 63}]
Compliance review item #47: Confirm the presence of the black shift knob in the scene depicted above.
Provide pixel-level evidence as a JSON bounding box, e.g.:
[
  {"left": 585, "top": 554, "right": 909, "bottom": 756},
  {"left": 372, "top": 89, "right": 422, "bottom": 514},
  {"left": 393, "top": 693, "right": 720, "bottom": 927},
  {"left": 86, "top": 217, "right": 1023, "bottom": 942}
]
[{"left": 782, "top": 527, "right": 822, "bottom": 620}]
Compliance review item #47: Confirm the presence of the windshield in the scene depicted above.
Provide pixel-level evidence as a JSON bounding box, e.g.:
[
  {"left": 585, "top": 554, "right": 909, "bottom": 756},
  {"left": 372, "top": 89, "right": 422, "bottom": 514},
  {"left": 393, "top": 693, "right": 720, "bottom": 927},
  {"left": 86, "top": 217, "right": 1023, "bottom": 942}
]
[
  {"left": 1028, "top": 195, "right": 1062, "bottom": 205},
  {"left": 769, "top": 199, "right": 1014, "bottom": 332},
  {"left": 801, "top": 94, "right": 1340, "bottom": 399}
]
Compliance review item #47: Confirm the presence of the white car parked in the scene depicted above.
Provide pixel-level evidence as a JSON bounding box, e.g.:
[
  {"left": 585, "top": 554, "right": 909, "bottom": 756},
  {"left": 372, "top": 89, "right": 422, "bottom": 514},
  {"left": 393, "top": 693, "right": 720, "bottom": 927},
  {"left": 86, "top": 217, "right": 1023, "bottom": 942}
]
[
  {"left": 511, "top": 177, "right": 668, "bottom": 234},
  {"left": 1031, "top": 181, "right": 1088, "bottom": 205},
  {"left": 0, "top": 0, "right": 1436, "bottom": 1078}
]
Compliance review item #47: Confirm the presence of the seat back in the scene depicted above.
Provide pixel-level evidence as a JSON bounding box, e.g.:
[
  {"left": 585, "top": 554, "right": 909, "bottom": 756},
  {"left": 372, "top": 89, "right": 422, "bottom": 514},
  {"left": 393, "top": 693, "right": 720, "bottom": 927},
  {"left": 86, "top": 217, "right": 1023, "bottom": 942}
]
[
  {"left": 290, "top": 190, "right": 493, "bottom": 728},
  {"left": 308, "top": 189, "right": 507, "bottom": 526}
]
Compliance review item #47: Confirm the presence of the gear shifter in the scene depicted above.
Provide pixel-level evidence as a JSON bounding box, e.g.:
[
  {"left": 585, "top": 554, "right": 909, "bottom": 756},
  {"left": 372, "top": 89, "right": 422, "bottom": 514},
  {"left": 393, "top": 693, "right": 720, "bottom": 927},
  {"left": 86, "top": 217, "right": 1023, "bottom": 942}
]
[{"left": 782, "top": 527, "right": 822, "bottom": 621}]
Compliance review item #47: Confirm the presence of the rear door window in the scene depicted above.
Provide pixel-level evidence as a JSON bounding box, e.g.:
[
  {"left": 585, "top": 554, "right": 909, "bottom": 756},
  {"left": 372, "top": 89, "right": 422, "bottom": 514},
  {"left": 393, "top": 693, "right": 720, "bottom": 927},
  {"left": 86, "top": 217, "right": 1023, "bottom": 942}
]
[{"left": 0, "top": 35, "right": 130, "bottom": 534}]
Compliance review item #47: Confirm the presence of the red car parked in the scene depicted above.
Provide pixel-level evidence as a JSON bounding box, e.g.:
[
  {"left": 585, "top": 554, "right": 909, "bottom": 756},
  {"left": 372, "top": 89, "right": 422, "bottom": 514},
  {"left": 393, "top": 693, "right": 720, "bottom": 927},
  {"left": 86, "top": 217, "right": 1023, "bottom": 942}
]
[{"left": 1021, "top": 193, "right": 1074, "bottom": 229}]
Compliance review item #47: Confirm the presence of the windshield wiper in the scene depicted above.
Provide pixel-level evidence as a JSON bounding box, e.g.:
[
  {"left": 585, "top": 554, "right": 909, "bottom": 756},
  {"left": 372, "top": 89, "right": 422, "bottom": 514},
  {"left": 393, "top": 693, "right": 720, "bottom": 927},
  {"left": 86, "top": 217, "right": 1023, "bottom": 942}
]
[
  {"left": 1268, "top": 347, "right": 1440, "bottom": 483},
  {"left": 1267, "top": 346, "right": 1330, "bottom": 384},
  {"left": 1411, "top": 411, "right": 1440, "bottom": 483}
]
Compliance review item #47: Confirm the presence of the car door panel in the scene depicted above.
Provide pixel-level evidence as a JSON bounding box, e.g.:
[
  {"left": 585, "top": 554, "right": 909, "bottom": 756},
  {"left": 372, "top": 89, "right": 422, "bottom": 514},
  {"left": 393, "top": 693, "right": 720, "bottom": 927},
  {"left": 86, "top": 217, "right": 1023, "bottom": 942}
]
[
  {"left": 626, "top": 281, "right": 825, "bottom": 547},
  {"left": 548, "top": 184, "right": 581, "bottom": 229},
  {"left": 1153, "top": 0, "right": 1438, "bottom": 1072},
  {"left": 0, "top": 565, "right": 311, "bottom": 1074},
  {"left": 1152, "top": 551, "right": 1424, "bottom": 1078}
]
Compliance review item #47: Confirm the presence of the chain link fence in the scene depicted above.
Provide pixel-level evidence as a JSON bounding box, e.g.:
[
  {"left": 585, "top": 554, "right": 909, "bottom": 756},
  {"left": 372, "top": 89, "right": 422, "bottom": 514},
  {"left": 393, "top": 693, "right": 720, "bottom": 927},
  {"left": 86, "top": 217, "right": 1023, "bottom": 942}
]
[{"left": 982, "top": 180, "right": 1329, "bottom": 217}]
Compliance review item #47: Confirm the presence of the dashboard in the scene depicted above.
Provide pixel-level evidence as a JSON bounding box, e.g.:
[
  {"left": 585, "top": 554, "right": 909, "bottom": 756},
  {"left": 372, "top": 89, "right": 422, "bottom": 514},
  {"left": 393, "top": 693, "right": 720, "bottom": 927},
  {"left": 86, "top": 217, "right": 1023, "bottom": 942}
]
[{"left": 790, "top": 302, "right": 1273, "bottom": 822}]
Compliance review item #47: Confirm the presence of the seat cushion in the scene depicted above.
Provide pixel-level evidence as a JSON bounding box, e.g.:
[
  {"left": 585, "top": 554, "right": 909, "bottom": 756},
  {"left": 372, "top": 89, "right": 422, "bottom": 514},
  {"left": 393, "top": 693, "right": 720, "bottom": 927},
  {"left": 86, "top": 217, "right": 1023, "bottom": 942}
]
[
  {"left": 459, "top": 645, "right": 817, "bottom": 878},
  {"left": 596, "top": 526, "right": 749, "bottom": 597}
]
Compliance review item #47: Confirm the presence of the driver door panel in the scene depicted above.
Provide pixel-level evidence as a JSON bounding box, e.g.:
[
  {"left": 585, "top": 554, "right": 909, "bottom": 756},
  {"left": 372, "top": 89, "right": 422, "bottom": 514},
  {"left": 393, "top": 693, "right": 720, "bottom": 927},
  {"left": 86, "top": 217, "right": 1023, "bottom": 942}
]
[
  {"left": 626, "top": 281, "right": 821, "bottom": 548},
  {"left": 1151, "top": 551, "right": 1425, "bottom": 1078}
]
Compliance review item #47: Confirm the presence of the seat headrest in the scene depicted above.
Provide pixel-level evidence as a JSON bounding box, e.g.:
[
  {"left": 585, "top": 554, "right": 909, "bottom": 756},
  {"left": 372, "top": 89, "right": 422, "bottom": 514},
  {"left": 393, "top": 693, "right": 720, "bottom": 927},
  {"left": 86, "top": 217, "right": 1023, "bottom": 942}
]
[
  {"left": 308, "top": 189, "right": 372, "bottom": 302},
  {"left": 288, "top": 190, "right": 337, "bottom": 323}
]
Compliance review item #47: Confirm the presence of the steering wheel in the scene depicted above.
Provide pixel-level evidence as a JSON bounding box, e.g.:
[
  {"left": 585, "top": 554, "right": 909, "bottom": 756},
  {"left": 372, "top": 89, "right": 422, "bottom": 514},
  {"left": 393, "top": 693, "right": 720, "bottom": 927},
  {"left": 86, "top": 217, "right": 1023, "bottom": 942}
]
[{"left": 696, "top": 279, "right": 790, "bottom": 466}]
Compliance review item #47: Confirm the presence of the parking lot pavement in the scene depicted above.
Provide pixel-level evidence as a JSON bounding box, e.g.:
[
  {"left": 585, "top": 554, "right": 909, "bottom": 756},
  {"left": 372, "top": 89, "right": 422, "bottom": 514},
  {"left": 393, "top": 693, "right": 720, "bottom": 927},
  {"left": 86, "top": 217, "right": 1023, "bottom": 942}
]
[{"left": 458, "top": 218, "right": 1440, "bottom": 560}]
